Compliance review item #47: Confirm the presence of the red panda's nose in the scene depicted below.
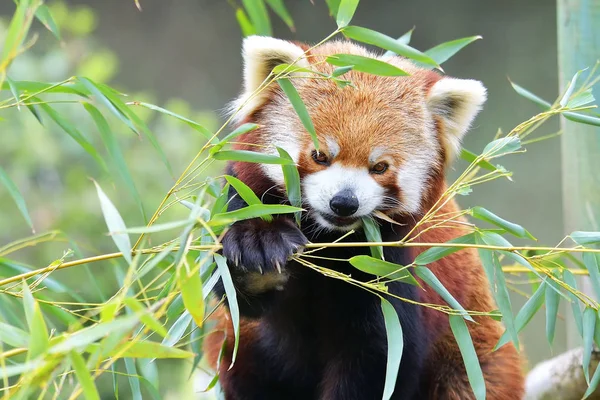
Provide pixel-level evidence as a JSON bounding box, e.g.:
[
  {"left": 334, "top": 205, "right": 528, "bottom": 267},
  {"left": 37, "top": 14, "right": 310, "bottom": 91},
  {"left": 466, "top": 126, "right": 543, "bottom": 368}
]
[{"left": 329, "top": 189, "right": 359, "bottom": 217}]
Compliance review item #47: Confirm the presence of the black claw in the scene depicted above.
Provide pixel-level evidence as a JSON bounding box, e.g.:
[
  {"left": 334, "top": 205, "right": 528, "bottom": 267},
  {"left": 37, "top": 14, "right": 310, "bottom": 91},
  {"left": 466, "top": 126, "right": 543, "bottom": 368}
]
[{"left": 221, "top": 218, "right": 308, "bottom": 276}]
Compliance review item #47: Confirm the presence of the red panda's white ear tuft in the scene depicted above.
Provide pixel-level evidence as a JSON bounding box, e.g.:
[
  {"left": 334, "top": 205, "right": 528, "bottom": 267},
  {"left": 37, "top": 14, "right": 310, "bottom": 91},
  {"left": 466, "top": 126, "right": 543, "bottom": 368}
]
[
  {"left": 427, "top": 78, "right": 487, "bottom": 160},
  {"left": 231, "top": 36, "right": 309, "bottom": 121}
]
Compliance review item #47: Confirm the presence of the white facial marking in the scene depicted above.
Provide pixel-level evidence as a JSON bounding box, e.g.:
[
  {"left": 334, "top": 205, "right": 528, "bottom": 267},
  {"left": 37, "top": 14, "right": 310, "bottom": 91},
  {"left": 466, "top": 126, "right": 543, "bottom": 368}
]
[
  {"left": 325, "top": 136, "right": 340, "bottom": 159},
  {"left": 369, "top": 146, "right": 388, "bottom": 164},
  {"left": 303, "top": 164, "right": 384, "bottom": 231}
]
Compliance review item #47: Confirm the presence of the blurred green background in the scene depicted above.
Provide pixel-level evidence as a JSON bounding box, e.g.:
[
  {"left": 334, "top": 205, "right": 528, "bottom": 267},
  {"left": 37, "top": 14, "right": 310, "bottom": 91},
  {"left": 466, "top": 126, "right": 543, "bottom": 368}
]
[{"left": 0, "top": 1, "right": 566, "bottom": 398}]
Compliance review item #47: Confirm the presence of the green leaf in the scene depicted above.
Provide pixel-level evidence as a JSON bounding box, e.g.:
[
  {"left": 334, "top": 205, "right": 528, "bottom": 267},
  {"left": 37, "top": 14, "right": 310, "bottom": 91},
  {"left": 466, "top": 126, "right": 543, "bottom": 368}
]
[
  {"left": 414, "top": 266, "right": 473, "bottom": 322},
  {"left": 2, "top": 0, "right": 38, "bottom": 61},
  {"left": 559, "top": 69, "right": 584, "bottom": 107},
  {"left": 179, "top": 268, "right": 205, "bottom": 329},
  {"left": 544, "top": 279, "right": 560, "bottom": 346},
  {"left": 93, "top": 181, "right": 132, "bottom": 264},
  {"left": 235, "top": 8, "right": 256, "bottom": 37},
  {"left": 331, "top": 65, "right": 353, "bottom": 78},
  {"left": 219, "top": 123, "right": 259, "bottom": 145},
  {"left": 123, "top": 298, "right": 167, "bottom": 338},
  {"left": 224, "top": 175, "right": 263, "bottom": 206},
  {"left": 215, "top": 254, "right": 240, "bottom": 367},
  {"left": 509, "top": 81, "right": 552, "bottom": 109},
  {"left": 26, "top": 300, "right": 49, "bottom": 360},
  {"left": 212, "top": 150, "right": 294, "bottom": 165},
  {"left": 583, "top": 307, "right": 596, "bottom": 383},
  {"left": 0, "top": 80, "right": 86, "bottom": 96},
  {"left": 343, "top": 26, "right": 438, "bottom": 67},
  {"left": 70, "top": 351, "right": 101, "bottom": 400},
  {"left": 135, "top": 101, "right": 214, "bottom": 142},
  {"left": 125, "top": 357, "right": 143, "bottom": 400},
  {"left": 571, "top": 231, "right": 600, "bottom": 246},
  {"left": 325, "top": 0, "right": 341, "bottom": 17},
  {"left": 584, "top": 356, "right": 600, "bottom": 398},
  {"left": 567, "top": 88, "right": 595, "bottom": 109},
  {"left": 5, "top": 75, "right": 21, "bottom": 109},
  {"left": 495, "top": 281, "right": 546, "bottom": 350},
  {"left": 349, "top": 256, "right": 419, "bottom": 286},
  {"left": 380, "top": 298, "right": 403, "bottom": 400},
  {"left": 84, "top": 103, "right": 145, "bottom": 220},
  {"left": 265, "top": 0, "right": 294, "bottom": 30},
  {"left": 161, "top": 311, "right": 192, "bottom": 348},
  {"left": 277, "top": 147, "right": 302, "bottom": 225},
  {"left": 0, "top": 321, "right": 29, "bottom": 347},
  {"left": 361, "top": 217, "right": 384, "bottom": 259},
  {"left": 210, "top": 204, "right": 302, "bottom": 226},
  {"left": 414, "top": 233, "right": 476, "bottom": 265},
  {"left": 584, "top": 253, "right": 600, "bottom": 301},
  {"left": 38, "top": 102, "right": 107, "bottom": 171},
  {"left": 50, "top": 314, "right": 140, "bottom": 354},
  {"left": 35, "top": 4, "right": 61, "bottom": 40},
  {"left": 471, "top": 207, "right": 535, "bottom": 239},
  {"left": 382, "top": 28, "right": 415, "bottom": 57},
  {"left": 242, "top": 0, "right": 271, "bottom": 36},
  {"left": 277, "top": 78, "right": 320, "bottom": 150},
  {"left": 91, "top": 80, "right": 173, "bottom": 175},
  {"left": 327, "top": 54, "right": 409, "bottom": 77},
  {"left": 482, "top": 136, "right": 521, "bottom": 158},
  {"left": 88, "top": 341, "right": 194, "bottom": 359},
  {"left": 425, "top": 36, "right": 481, "bottom": 65},
  {"left": 336, "top": 0, "right": 359, "bottom": 27},
  {"left": 563, "top": 270, "right": 583, "bottom": 337},
  {"left": 0, "top": 166, "right": 33, "bottom": 231},
  {"left": 449, "top": 315, "right": 486, "bottom": 400},
  {"left": 460, "top": 148, "right": 497, "bottom": 171}
]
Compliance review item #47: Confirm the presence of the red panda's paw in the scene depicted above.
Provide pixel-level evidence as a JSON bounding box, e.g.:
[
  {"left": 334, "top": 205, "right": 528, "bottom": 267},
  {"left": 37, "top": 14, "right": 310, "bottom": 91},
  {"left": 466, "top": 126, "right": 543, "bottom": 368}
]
[{"left": 222, "top": 217, "right": 307, "bottom": 277}]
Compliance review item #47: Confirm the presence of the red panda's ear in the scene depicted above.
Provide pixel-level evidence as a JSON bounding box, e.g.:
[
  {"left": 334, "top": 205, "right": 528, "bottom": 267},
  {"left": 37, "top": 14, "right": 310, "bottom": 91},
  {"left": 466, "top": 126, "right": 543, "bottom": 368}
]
[
  {"left": 232, "top": 36, "right": 309, "bottom": 121},
  {"left": 427, "top": 78, "right": 487, "bottom": 160}
]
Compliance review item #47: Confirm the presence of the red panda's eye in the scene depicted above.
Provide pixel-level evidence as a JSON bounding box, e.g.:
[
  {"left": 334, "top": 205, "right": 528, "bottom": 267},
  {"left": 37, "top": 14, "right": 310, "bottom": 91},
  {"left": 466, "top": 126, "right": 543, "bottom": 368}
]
[
  {"left": 312, "top": 150, "right": 330, "bottom": 166},
  {"left": 371, "top": 162, "right": 389, "bottom": 174}
]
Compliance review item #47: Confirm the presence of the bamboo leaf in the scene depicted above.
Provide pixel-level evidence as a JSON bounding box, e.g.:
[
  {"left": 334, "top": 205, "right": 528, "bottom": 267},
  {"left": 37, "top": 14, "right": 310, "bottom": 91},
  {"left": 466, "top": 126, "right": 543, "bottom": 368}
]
[
  {"left": 27, "top": 300, "right": 49, "bottom": 360},
  {"left": 563, "top": 270, "right": 583, "bottom": 337},
  {"left": 277, "top": 147, "right": 302, "bottom": 225},
  {"left": 545, "top": 279, "right": 560, "bottom": 346},
  {"left": 219, "top": 123, "right": 259, "bottom": 145},
  {"left": 424, "top": 36, "right": 481, "bottom": 65},
  {"left": 460, "top": 148, "right": 497, "bottom": 171},
  {"left": 349, "top": 256, "right": 419, "bottom": 286},
  {"left": 135, "top": 101, "right": 214, "bottom": 142},
  {"left": 242, "top": 0, "right": 271, "bottom": 35},
  {"left": 35, "top": 5, "right": 61, "bottom": 40},
  {"left": 210, "top": 204, "right": 301, "bottom": 227},
  {"left": 327, "top": 54, "right": 409, "bottom": 77},
  {"left": 235, "top": 8, "right": 256, "bottom": 37},
  {"left": 583, "top": 307, "right": 596, "bottom": 383},
  {"left": 87, "top": 341, "right": 194, "bottom": 359},
  {"left": 495, "top": 281, "right": 546, "bottom": 350},
  {"left": 343, "top": 26, "right": 438, "bottom": 67},
  {"left": 93, "top": 181, "right": 132, "bottom": 264},
  {"left": 482, "top": 136, "right": 521, "bottom": 158},
  {"left": 361, "top": 217, "right": 384, "bottom": 259},
  {"left": 583, "top": 253, "right": 600, "bottom": 301},
  {"left": 336, "top": 0, "right": 360, "bottom": 28},
  {"left": 560, "top": 69, "right": 583, "bottom": 107},
  {"left": 277, "top": 78, "right": 320, "bottom": 150},
  {"left": 123, "top": 298, "right": 167, "bottom": 338},
  {"left": 414, "top": 233, "right": 476, "bottom": 265},
  {"left": 449, "top": 315, "right": 486, "bottom": 400},
  {"left": 471, "top": 206, "right": 535, "bottom": 239},
  {"left": 161, "top": 311, "right": 192, "bottom": 348},
  {"left": 215, "top": 254, "right": 240, "bottom": 367},
  {"left": 509, "top": 81, "right": 552, "bottom": 109},
  {"left": 0, "top": 321, "right": 29, "bottom": 347},
  {"left": 380, "top": 298, "right": 403, "bottom": 400},
  {"left": 38, "top": 102, "right": 107, "bottom": 171},
  {"left": 382, "top": 28, "right": 415, "bottom": 57},
  {"left": 325, "top": 0, "right": 340, "bottom": 16},
  {"left": 212, "top": 150, "right": 295, "bottom": 165},
  {"left": 415, "top": 266, "right": 473, "bottom": 322},
  {"left": 179, "top": 268, "right": 205, "bottom": 329},
  {"left": 571, "top": 231, "right": 600, "bottom": 246},
  {"left": 2, "top": 0, "right": 38, "bottom": 62},
  {"left": 125, "top": 357, "right": 143, "bottom": 400},
  {"left": 224, "top": 175, "right": 262, "bottom": 206},
  {"left": 265, "top": 0, "right": 294, "bottom": 30},
  {"left": 84, "top": 102, "right": 145, "bottom": 220},
  {"left": 70, "top": 351, "right": 101, "bottom": 400},
  {"left": 0, "top": 166, "right": 34, "bottom": 231}
]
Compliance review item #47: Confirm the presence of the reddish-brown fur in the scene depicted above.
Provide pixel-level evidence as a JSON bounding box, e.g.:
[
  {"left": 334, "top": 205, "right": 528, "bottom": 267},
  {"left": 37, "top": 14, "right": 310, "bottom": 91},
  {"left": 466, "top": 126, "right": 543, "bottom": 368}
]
[{"left": 205, "top": 40, "right": 526, "bottom": 399}]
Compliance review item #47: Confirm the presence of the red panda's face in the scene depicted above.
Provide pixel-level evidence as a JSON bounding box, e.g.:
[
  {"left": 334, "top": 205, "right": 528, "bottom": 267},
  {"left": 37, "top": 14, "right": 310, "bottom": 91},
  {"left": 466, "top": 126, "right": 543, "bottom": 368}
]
[{"left": 231, "top": 37, "right": 487, "bottom": 231}]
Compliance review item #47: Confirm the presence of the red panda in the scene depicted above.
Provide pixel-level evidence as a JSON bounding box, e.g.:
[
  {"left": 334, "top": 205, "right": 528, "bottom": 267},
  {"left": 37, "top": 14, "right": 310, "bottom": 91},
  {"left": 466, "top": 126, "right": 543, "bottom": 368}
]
[{"left": 203, "top": 36, "right": 526, "bottom": 399}]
